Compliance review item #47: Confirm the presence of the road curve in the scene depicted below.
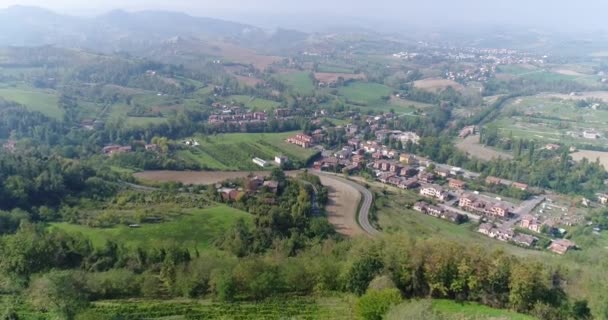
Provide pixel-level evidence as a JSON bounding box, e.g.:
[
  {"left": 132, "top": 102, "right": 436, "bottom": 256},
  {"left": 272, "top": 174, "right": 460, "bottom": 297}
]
[{"left": 310, "top": 171, "right": 380, "bottom": 236}]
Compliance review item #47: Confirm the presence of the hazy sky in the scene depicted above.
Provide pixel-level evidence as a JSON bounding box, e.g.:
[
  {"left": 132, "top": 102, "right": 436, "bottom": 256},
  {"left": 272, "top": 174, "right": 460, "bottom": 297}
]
[{"left": 1, "top": 0, "right": 607, "bottom": 31}]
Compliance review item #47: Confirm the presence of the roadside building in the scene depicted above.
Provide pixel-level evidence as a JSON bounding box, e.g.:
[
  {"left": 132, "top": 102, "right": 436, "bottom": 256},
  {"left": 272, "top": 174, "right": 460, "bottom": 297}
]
[
  {"left": 549, "top": 239, "right": 576, "bottom": 255},
  {"left": 448, "top": 179, "right": 466, "bottom": 189}
]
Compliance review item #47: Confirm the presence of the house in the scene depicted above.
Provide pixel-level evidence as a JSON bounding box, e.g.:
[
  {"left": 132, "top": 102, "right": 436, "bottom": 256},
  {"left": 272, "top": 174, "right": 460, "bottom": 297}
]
[
  {"left": 512, "top": 234, "right": 537, "bottom": 247},
  {"left": 274, "top": 108, "right": 290, "bottom": 117},
  {"left": 275, "top": 155, "right": 289, "bottom": 165},
  {"left": 459, "top": 126, "right": 477, "bottom": 138},
  {"left": 348, "top": 138, "right": 361, "bottom": 148},
  {"left": 459, "top": 194, "right": 477, "bottom": 208},
  {"left": 583, "top": 130, "right": 600, "bottom": 140},
  {"left": 102, "top": 145, "right": 132, "bottom": 155},
  {"left": 489, "top": 203, "right": 510, "bottom": 218},
  {"left": 247, "top": 176, "right": 264, "bottom": 191},
  {"left": 399, "top": 154, "right": 417, "bottom": 165},
  {"left": 448, "top": 179, "right": 466, "bottom": 189},
  {"left": 435, "top": 168, "right": 450, "bottom": 178},
  {"left": 263, "top": 180, "right": 279, "bottom": 194},
  {"left": 400, "top": 166, "right": 418, "bottom": 177},
  {"left": 418, "top": 172, "right": 435, "bottom": 183},
  {"left": 253, "top": 157, "right": 268, "bottom": 167},
  {"left": 398, "top": 178, "right": 419, "bottom": 190},
  {"left": 372, "top": 152, "right": 384, "bottom": 160},
  {"left": 549, "top": 239, "right": 576, "bottom": 255},
  {"left": 442, "top": 211, "right": 465, "bottom": 224},
  {"left": 219, "top": 188, "right": 241, "bottom": 202},
  {"left": 420, "top": 185, "right": 449, "bottom": 201},
  {"left": 486, "top": 176, "right": 502, "bottom": 185},
  {"left": 511, "top": 182, "right": 529, "bottom": 191},
  {"left": 598, "top": 194, "right": 608, "bottom": 205},
  {"left": 363, "top": 141, "right": 380, "bottom": 153},
  {"left": 145, "top": 144, "right": 159, "bottom": 152},
  {"left": 413, "top": 202, "right": 428, "bottom": 212},
  {"left": 521, "top": 215, "right": 542, "bottom": 233},
  {"left": 2, "top": 140, "right": 16, "bottom": 152},
  {"left": 544, "top": 143, "right": 561, "bottom": 151},
  {"left": 426, "top": 205, "right": 444, "bottom": 217},
  {"left": 493, "top": 228, "right": 514, "bottom": 241},
  {"left": 287, "top": 134, "right": 314, "bottom": 148},
  {"left": 478, "top": 223, "right": 494, "bottom": 236},
  {"left": 394, "top": 131, "right": 420, "bottom": 144}
]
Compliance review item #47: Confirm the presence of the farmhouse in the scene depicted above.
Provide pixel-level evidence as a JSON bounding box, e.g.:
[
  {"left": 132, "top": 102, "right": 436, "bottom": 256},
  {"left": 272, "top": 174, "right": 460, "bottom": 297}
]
[
  {"left": 399, "top": 153, "right": 417, "bottom": 164},
  {"left": 549, "top": 239, "right": 576, "bottom": 255},
  {"left": 485, "top": 176, "right": 502, "bottom": 185},
  {"left": 102, "top": 145, "right": 132, "bottom": 155},
  {"left": 420, "top": 185, "right": 449, "bottom": 201},
  {"left": 253, "top": 157, "right": 268, "bottom": 167},
  {"left": 511, "top": 182, "right": 529, "bottom": 191},
  {"left": 478, "top": 223, "right": 494, "bottom": 236}
]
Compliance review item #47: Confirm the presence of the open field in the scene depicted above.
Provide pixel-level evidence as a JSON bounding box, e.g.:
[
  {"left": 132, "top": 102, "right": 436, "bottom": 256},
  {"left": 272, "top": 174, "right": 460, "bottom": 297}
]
[
  {"left": 413, "top": 78, "right": 465, "bottom": 92},
  {"left": 182, "top": 132, "right": 318, "bottom": 170},
  {"left": 50, "top": 206, "right": 251, "bottom": 250},
  {"left": 337, "top": 81, "right": 392, "bottom": 106},
  {"left": 314, "top": 72, "right": 364, "bottom": 83},
  {"left": 431, "top": 299, "right": 534, "bottom": 320},
  {"left": 0, "top": 86, "right": 61, "bottom": 119},
  {"left": 135, "top": 170, "right": 270, "bottom": 185},
  {"left": 571, "top": 150, "right": 608, "bottom": 168},
  {"left": 227, "top": 94, "right": 282, "bottom": 110},
  {"left": 456, "top": 135, "right": 513, "bottom": 161},
  {"left": 205, "top": 41, "right": 282, "bottom": 70},
  {"left": 540, "top": 91, "right": 608, "bottom": 102},
  {"left": 276, "top": 71, "right": 315, "bottom": 94},
  {"left": 235, "top": 74, "right": 263, "bottom": 87}
]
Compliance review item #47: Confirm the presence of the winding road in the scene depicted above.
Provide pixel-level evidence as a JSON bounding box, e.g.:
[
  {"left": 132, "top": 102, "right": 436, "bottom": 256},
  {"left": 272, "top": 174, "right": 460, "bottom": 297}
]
[{"left": 310, "top": 171, "right": 379, "bottom": 236}]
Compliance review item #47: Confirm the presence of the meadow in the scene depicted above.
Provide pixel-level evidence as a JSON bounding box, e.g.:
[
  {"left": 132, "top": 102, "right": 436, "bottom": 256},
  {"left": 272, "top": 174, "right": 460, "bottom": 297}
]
[
  {"left": 50, "top": 206, "right": 251, "bottom": 250},
  {"left": 179, "top": 131, "right": 319, "bottom": 171},
  {"left": 276, "top": 71, "right": 315, "bottom": 94},
  {"left": 0, "top": 85, "right": 62, "bottom": 119},
  {"left": 227, "top": 94, "right": 282, "bottom": 110}
]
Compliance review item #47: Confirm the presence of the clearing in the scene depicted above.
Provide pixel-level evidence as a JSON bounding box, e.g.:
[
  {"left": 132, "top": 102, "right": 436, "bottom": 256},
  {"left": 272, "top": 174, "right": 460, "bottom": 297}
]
[
  {"left": 50, "top": 206, "right": 251, "bottom": 250},
  {"left": 0, "top": 86, "right": 61, "bottom": 119},
  {"left": 456, "top": 135, "right": 513, "bottom": 161},
  {"left": 314, "top": 72, "right": 365, "bottom": 84},
  {"left": 413, "top": 78, "right": 465, "bottom": 92},
  {"left": 276, "top": 71, "right": 315, "bottom": 94}
]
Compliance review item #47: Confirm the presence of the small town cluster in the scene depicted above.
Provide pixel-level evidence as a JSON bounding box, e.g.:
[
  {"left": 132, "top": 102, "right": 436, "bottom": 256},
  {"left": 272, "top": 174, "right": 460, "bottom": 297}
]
[{"left": 284, "top": 113, "right": 580, "bottom": 254}]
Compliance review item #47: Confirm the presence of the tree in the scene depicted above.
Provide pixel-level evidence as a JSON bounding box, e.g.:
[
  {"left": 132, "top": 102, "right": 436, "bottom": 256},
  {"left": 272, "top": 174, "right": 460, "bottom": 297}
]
[
  {"left": 345, "top": 254, "right": 384, "bottom": 295},
  {"left": 28, "top": 271, "right": 88, "bottom": 320},
  {"left": 211, "top": 270, "right": 236, "bottom": 302},
  {"left": 355, "top": 288, "right": 402, "bottom": 320},
  {"left": 571, "top": 300, "right": 592, "bottom": 320}
]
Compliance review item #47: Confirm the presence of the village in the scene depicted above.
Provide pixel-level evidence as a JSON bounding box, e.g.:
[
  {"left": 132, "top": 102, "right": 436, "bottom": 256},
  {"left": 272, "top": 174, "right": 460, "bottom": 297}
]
[{"left": 283, "top": 113, "right": 584, "bottom": 255}]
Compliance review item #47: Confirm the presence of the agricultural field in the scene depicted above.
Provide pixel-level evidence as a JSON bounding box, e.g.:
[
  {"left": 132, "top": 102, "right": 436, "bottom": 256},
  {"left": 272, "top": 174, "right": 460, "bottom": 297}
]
[
  {"left": 0, "top": 85, "right": 62, "bottom": 119},
  {"left": 314, "top": 72, "right": 364, "bottom": 84},
  {"left": 337, "top": 81, "right": 392, "bottom": 106},
  {"left": 134, "top": 170, "right": 270, "bottom": 185},
  {"left": 571, "top": 150, "right": 608, "bottom": 169},
  {"left": 497, "top": 64, "right": 603, "bottom": 87},
  {"left": 431, "top": 299, "right": 535, "bottom": 320},
  {"left": 50, "top": 206, "right": 251, "bottom": 250},
  {"left": 82, "top": 296, "right": 357, "bottom": 319},
  {"left": 488, "top": 95, "right": 608, "bottom": 148},
  {"left": 413, "top": 78, "right": 465, "bottom": 92},
  {"left": 177, "top": 132, "right": 318, "bottom": 171},
  {"left": 456, "top": 135, "right": 513, "bottom": 161},
  {"left": 276, "top": 71, "right": 315, "bottom": 94},
  {"left": 227, "top": 94, "right": 282, "bottom": 110}
]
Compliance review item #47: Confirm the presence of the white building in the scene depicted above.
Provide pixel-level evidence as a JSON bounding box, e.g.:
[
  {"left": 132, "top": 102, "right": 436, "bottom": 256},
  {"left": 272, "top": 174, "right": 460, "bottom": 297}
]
[
  {"left": 274, "top": 156, "right": 288, "bottom": 165},
  {"left": 253, "top": 158, "right": 268, "bottom": 167}
]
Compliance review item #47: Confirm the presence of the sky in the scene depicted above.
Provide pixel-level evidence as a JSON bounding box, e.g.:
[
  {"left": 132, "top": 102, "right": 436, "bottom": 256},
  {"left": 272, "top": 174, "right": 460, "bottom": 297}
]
[{"left": 1, "top": 0, "right": 607, "bottom": 32}]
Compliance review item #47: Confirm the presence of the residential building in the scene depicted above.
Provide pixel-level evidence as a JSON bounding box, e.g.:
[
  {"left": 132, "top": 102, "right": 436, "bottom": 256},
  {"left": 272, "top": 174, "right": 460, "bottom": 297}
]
[
  {"left": 459, "top": 125, "right": 477, "bottom": 138},
  {"left": 478, "top": 223, "right": 494, "bottom": 236},
  {"left": 420, "top": 185, "right": 449, "bottom": 201},
  {"left": 521, "top": 215, "right": 542, "bottom": 233},
  {"left": 511, "top": 182, "right": 529, "bottom": 191},
  {"left": 583, "top": 130, "right": 600, "bottom": 139},
  {"left": 287, "top": 134, "right": 314, "bottom": 148},
  {"left": 275, "top": 156, "right": 289, "bottom": 165},
  {"left": 398, "top": 178, "right": 419, "bottom": 190},
  {"left": 418, "top": 172, "right": 435, "bottom": 183},
  {"left": 549, "top": 239, "right": 576, "bottom": 255},
  {"left": 489, "top": 204, "right": 510, "bottom": 218},
  {"left": 399, "top": 154, "right": 416, "bottom": 164},
  {"left": 512, "top": 234, "right": 537, "bottom": 247},
  {"left": 598, "top": 194, "right": 608, "bottom": 205},
  {"left": 448, "top": 179, "right": 466, "bottom": 189},
  {"left": 486, "top": 176, "right": 502, "bottom": 185},
  {"left": 400, "top": 166, "right": 418, "bottom": 177}
]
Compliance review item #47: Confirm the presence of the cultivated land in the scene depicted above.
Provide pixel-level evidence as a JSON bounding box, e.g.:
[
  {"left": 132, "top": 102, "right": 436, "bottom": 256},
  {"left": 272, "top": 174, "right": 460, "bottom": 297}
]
[
  {"left": 134, "top": 170, "right": 270, "bottom": 185},
  {"left": 0, "top": 85, "right": 62, "bottom": 119},
  {"left": 50, "top": 206, "right": 251, "bottom": 250},
  {"left": 314, "top": 72, "right": 365, "bottom": 83},
  {"left": 571, "top": 150, "right": 608, "bottom": 168},
  {"left": 177, "top": 132, "right": 318, "bottom": 171},
  {"left": 456, "top": 135, "right": 514, "bottom": 160},
  {"left": 276, "top": 71, "right": 315, "bottom": 94},
  {"left": 413, "top": 78, "right": 465, "bottom": 92},
  {"left": 227, "top": 94, "right": 282, "bottom": 110}
]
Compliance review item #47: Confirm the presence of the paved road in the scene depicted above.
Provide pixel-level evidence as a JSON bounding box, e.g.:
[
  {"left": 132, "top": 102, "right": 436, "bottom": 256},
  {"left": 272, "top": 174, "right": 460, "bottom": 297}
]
[{"left": 310, "top": 171, "right": 380, "bottom": 236}]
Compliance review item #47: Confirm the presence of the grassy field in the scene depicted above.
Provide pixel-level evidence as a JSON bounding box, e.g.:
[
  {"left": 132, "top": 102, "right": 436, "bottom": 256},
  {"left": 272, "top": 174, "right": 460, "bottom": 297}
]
[
  {"left": 432, "top": 300, "right": 535, "bottom": 319},
  {"left": 277, "top": 72, "right": 315, "bottom": 94},
  {"left": 338, "top": 81, "right": 392, "bottom": 106},
  {"left": 181, "top": 132, "right": 319, "bottom": 171},
  {"left": 228, "top": 95, "right": 282, "bottom": 110},
  {"left": 0, "top": 86, "right": 62, "bottom": 119},
  {"left": 50, "top": 206, "right": 251, "bottom": 250}
]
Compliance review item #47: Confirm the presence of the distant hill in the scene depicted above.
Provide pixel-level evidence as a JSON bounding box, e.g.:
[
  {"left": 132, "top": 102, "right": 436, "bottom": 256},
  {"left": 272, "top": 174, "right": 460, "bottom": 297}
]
[{"left": 0, "top": 6, "right": 276, "bottom": 51}]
